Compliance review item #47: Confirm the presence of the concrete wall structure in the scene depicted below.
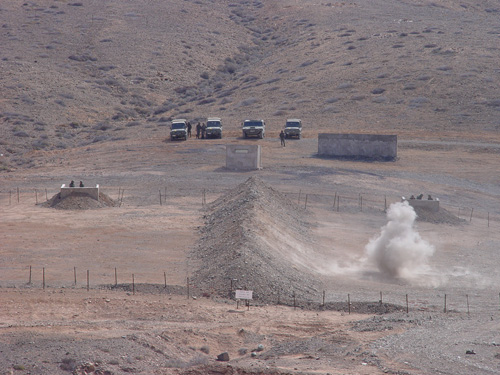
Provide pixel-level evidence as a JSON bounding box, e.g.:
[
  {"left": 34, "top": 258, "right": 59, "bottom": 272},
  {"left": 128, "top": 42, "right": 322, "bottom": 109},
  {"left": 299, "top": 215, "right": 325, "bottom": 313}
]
[
  {"left": 318, "top": 134, "right": 397, "bottom": 159},
  {"left": 226, "top": 145, "right": 262, "bottom": 170},
  {"left": 60, "top": 184, "right": 100, "bottom": 201},
  {"left": 403, "top": 197, "right": 440, "bottom": 212}
]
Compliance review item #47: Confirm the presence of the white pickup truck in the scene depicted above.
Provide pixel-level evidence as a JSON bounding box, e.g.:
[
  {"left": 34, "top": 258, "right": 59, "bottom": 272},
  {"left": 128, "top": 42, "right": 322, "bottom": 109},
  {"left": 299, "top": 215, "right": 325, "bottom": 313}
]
[{"left": 242, "top": 119, "right": 265, "bottom": 139}]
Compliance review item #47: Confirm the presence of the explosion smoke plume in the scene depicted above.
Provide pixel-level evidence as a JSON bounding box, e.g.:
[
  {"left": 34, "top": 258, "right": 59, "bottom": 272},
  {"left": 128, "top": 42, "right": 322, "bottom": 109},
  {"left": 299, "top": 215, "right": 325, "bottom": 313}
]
[{"left": 365, "top": 201, "right": 435, "bottom": 279}]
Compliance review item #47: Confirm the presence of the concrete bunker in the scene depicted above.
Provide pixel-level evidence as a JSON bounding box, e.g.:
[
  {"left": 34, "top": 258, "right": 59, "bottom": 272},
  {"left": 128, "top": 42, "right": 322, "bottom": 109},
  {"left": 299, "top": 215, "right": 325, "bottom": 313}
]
[
  {"left": 226, "top": 145, "right": 262, "bottom": 171},
  {"left": 60, "top": 183, "right": 100, "bottom": 201},
  {"left": 318, "top": 133, "right": 397, "bottom": 160},
  {"left": 403, "top": 195, "right": 440, "bottom": 212}
]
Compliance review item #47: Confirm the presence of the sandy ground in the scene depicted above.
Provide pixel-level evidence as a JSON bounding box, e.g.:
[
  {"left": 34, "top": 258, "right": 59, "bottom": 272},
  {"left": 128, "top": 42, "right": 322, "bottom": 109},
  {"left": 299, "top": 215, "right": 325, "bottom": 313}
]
[{"left": 2, "top": 135, "right": 500, "bottom": 374}]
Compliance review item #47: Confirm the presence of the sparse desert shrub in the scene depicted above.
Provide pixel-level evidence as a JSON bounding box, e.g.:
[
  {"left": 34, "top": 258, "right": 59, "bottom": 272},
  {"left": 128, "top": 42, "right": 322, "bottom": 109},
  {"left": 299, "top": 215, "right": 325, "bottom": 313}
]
[
  {"left": 417, "top": 75, "right": 432, "bottom": 81},
  {"left": 93, "top": 135, "right": 110, "bottom": 143},
  {"left": 404, "top": 84, "right": 416, "bottom": 90},
  {"left": 273, "top": 110, "right": 286, "bottom": 116},
  {"left": 200, "top": 72, "right": 209, "bottom": 79},
  {"left": 262, "top": 77, "right": 280, "bottom": 85},
  {"left": 486, "top": 99, "right": 500, "bottom": 107},
  {"left": 99, "top": 65, "right": 116, "bottom": 71},
  {"left": 351, "top": 95, "right": 366, "bottom": 101},
  {"left": 238, "top": 348, "right": 248, "bottom": 355},
  {"left": 409, "top": 97, "right": 430, "bottom": 108},
  {"left": 437, "top": 65, "right": 452, "bottom": 71},
  {"left": 219, "top": 63, "right": 237, "bottom": 74},
  {"left": 60, "top": 357, "right": 77, "bottom": 371},
  {"left": 239, "top": 97, "right": 257, "bottom": 106},
  {"left": 68, "top": 54, "right": 96, "bottom": 62},
  {"left": 13, "top": 131, "right": 29, "bottom": 138},
  {"left": 108, "top": 359, "right": 119, "bottom": 365},
  {"left": 200, "top": 345, "right": 210, "bottom": 354},
  {"left": 198, "top": 98, "right": 216, "bottom": 105},
  {"left": 337, "top": 82, "right": 353, "bottom": 89},
  {"left": 94, "top": 123, "right": 112, "bottom": 131},
  {"left": 291, "top": 76, "right": 306, "bottom": 82},
  {"left": 126, "top": 121, "right": 140, "bottom": 127},
  {"left": 373, "top": 96, "right": 388, "bottom": 103},
  {"left": 325, "top": 97, "right": 340, "bottom": 103},
  {"left": 300, "top": 59, "right": 318, "bottom": 67},
  {"left": 371, "top": 88, "right": 385, "bottom": 94}
]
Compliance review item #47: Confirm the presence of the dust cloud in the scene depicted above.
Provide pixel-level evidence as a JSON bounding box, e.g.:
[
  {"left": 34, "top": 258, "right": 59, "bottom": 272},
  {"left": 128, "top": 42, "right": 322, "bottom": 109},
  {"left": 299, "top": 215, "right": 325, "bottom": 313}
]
[{"left": 365, "top": 201, "right": 435, "bottom": 280}]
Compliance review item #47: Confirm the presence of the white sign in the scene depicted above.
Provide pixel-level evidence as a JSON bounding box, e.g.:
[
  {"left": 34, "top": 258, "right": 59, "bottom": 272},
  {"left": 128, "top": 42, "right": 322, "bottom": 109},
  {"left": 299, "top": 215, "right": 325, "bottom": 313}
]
[{"left": 235, "top": 290, "right": 253, "bottom": 300}]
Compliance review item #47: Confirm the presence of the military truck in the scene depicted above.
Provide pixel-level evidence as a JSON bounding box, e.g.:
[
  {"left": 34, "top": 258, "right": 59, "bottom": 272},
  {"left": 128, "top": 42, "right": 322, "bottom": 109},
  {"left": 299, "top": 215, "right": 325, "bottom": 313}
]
[
  {"left": 170, "top": 119, "right": 188, "bottom": 141},
  {"left": 206, "top": 117, "right": 222, "bottom": 139},
  {"left": 242, "top": 119, "right": 265, "bottom": 139},
  {"left": 284, "top": 118, "right": 302, "bottom": 139}
]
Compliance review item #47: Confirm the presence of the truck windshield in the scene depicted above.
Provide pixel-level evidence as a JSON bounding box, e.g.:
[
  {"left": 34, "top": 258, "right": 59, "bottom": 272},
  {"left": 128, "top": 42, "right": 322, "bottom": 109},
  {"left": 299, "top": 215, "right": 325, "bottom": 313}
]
[
  {"left": 286, "top": 122, "right": 300, "bottom": 128},
  {"left": 207, "top": 121, "right": 220, "bottom": 127},
  {"left": 243, "top": 121, "right": 263, "bottom": 127},
  {"left": 171, "top": 123, "right": 185, "bottom": 130}
]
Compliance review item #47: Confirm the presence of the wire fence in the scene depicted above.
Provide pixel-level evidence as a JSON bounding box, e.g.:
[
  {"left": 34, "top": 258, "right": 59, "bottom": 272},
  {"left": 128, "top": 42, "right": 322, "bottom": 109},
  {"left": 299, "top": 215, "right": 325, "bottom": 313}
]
[
  {"left": 2, "top": 265, "right": 500, "bottom": 317},
  {"left": 1, "top": 185, "right": 496, "bottom": 224}
]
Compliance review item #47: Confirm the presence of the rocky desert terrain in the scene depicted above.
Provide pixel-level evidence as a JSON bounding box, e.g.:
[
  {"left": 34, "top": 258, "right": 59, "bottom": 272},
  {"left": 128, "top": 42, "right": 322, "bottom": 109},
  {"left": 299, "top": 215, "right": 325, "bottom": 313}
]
[{"left": 2, "top": 0, "right": 500, "bottom": 374}]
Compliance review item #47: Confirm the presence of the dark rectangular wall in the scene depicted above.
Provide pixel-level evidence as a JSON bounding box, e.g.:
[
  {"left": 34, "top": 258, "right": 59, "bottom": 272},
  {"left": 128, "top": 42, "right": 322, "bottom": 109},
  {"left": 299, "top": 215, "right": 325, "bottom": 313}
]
[{"left": 318, "top": 134, "right": 397, "bottom": 159}]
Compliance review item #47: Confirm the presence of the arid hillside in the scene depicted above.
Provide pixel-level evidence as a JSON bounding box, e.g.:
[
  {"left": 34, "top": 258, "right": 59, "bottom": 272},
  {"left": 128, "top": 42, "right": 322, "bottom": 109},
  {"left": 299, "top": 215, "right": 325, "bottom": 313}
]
[
  {"left": 2, "top": 0, "right": 500, "bottom": 169},
  {"left": 2, "top": 1, "right": 500, "bottom": 374}
]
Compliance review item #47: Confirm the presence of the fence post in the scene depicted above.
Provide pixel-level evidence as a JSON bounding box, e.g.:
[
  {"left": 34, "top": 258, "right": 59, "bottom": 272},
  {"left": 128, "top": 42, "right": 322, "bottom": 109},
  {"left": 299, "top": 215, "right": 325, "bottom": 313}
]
[
  {"left": 466, "top": 294, "right": 470, "bottom": 315},
  {"left": 114, "top": 267, "right": 117, "bottom": 286},
  {"left": 444, "top": 294, "right": 447, "bottom": 313},
  {"left": 132, "top": 274, "right": 135, "bottom": 295},
  {"left": 322, "top": 290, "right": 325, "bottom": 306},
  {"left": 87, "top": 270, "right": 89, "bottom": 291},
  {"left": 333, "top": 192, "right": 337, "bottom": 210},
  {"left": 469, "top": 208, "right": 473, "bottom": 222},
  {"left": 164, "top": 272, "right": 167, "bottom": 288},
  {"left": 74, "top": 267, "right": 77, "bottom": 285},
  {"left": 159, "top": 190, "right": 162, "bottom": 206},
  {"left": 29, "top": 265, "right": 32, "bottom": 284},
  {"left": 348, "top": 294, "right": 351, "bottom": 314},
  {"left": 298, "top": 189, "right": 301, "bottom": 205},
  {"left": 17, "top": 187, "right": 20, "bottom": 203},
  {"left": 43, "top": 267, "right": 45, "bottom": 289},
  {"left": 406, "top": 294, "right": 409, "bottom": 313},
  {"left": 304, "top": 194, "right": 308, "bottom": 209}
]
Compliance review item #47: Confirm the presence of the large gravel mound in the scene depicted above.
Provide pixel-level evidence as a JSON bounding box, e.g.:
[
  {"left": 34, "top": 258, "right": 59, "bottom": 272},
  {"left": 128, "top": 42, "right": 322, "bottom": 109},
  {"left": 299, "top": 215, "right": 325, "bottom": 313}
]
[
  {"left": 41, "top": 192, "right": 116, "bottom": 210},
  {"left": 191, "top": 176, "right": 322, "bottom": 303}
]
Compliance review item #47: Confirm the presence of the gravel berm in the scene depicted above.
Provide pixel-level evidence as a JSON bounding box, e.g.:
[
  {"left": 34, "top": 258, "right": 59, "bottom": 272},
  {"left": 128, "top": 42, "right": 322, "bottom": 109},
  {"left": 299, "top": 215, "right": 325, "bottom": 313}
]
[{"left": 190, "top": 176, "right": 323, "bottom": 304}]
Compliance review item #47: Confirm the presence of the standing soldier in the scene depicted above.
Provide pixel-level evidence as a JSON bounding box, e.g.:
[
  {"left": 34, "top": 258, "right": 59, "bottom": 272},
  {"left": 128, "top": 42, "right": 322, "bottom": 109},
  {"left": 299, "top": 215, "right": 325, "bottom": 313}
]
[
  {"left": 279, "top": 130, "right": 286, "bottom": 147},
  {"left": 196, "top": 122, "right": 201, "bottom": 139},
  {"left": 187, "top": 121, "right": 192, "bottom": 138},
  {"left": 201, "top": 123, "right": 206, "bottom": 139}
]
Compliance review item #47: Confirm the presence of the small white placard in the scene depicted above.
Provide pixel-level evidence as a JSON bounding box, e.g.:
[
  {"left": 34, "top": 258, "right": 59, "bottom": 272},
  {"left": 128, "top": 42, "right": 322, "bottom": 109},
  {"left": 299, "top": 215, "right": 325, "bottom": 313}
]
[
  {"left": 235, "top": 149, "right": 249, "bottom": 154},
  {"left": 235, "top": 290, "right": 253, "bottom": 300}
]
